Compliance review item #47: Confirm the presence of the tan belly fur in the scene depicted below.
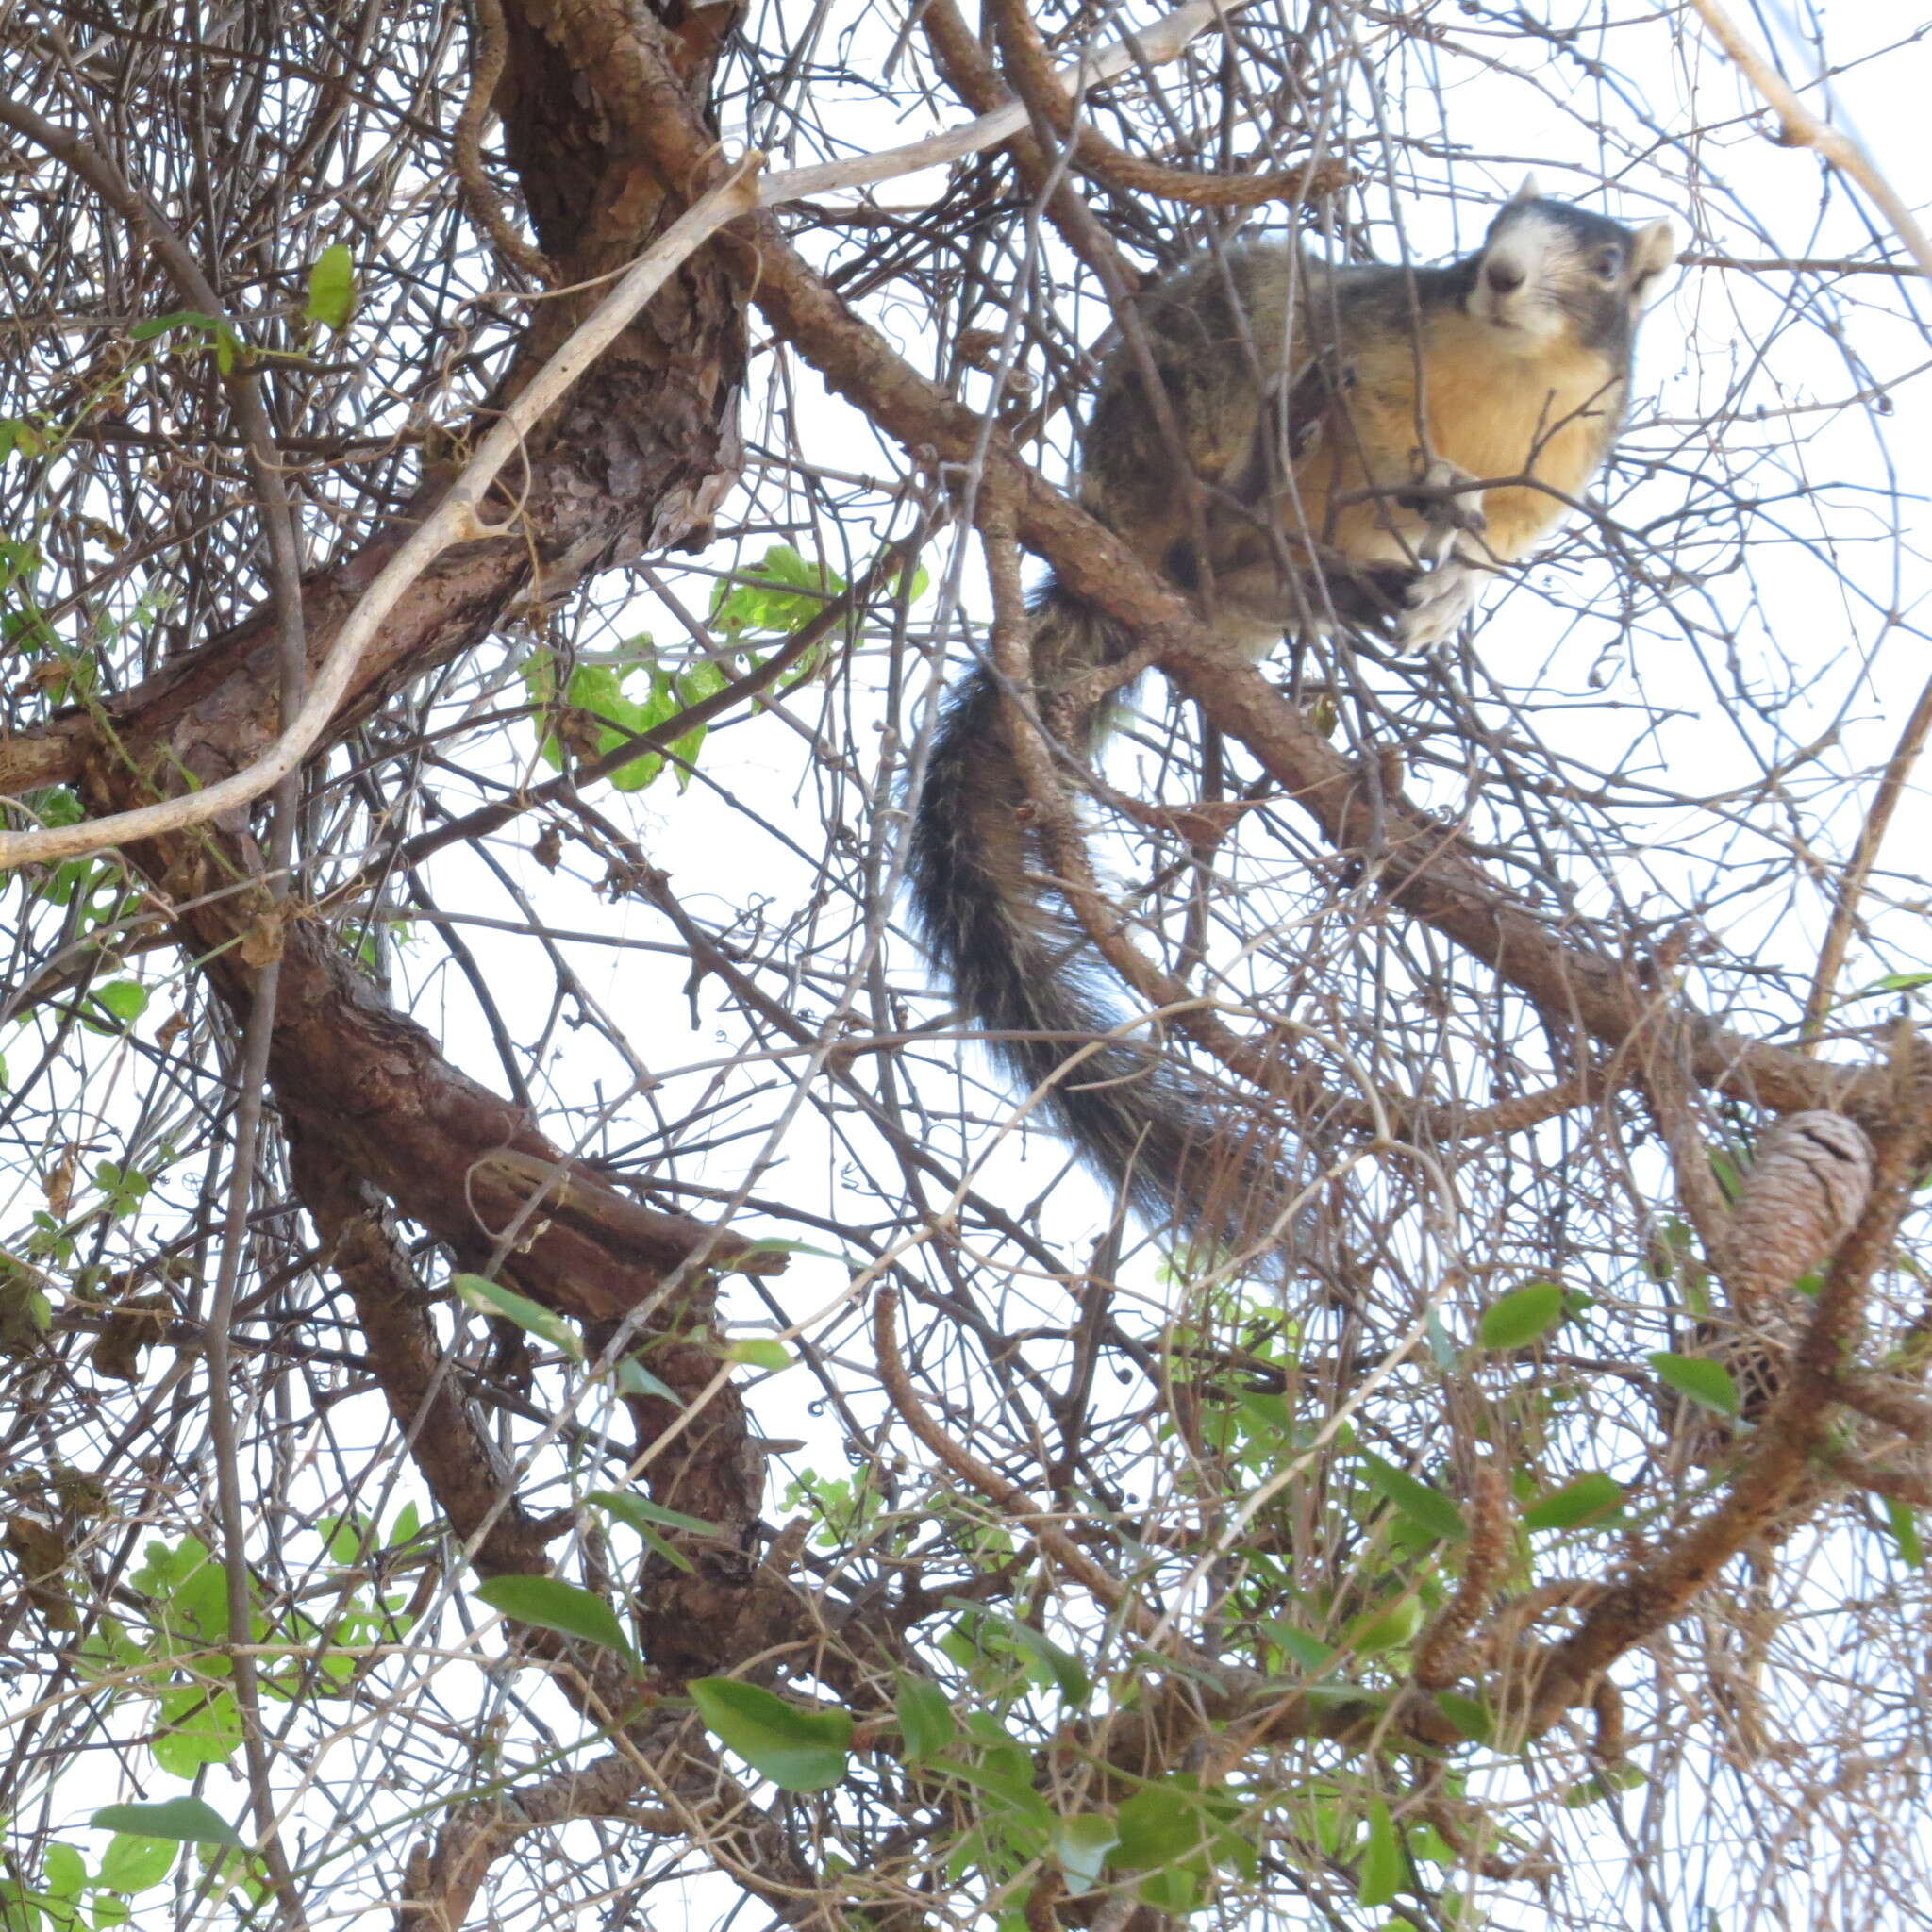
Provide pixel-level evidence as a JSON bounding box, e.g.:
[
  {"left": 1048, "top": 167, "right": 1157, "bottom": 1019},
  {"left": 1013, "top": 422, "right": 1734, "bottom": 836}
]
[{"left": 1292, "top": 314, "right": 1622, "bottom": 569}]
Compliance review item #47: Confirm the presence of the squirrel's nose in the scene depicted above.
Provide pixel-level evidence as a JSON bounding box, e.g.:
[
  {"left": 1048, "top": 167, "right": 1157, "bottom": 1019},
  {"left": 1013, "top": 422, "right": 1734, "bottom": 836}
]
[{"left": 1485, "top": 257, "right": 1525, "bottom": 295}]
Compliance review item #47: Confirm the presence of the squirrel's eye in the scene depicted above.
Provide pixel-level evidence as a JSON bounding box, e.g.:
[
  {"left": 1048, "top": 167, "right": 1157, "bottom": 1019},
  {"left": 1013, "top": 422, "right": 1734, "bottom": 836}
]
[{"left": 1592, "top": 246, "right": 1624, "bottom": 280}]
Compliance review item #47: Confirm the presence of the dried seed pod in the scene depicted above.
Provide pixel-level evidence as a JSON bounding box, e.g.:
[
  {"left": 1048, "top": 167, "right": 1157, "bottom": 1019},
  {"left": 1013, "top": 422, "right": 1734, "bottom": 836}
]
[{"left": 1724, "top": 1111, "right": 1874, "bottom": 1307}]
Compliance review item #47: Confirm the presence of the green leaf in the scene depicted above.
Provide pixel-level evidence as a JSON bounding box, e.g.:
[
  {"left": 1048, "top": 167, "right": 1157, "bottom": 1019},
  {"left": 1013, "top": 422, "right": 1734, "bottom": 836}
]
[
  {"left": 320, "top": 1512, "right": 369, "bottom": 1567},
  {"left": 1477, "top": 1281, "right": 1564, "bottom": 1350},
  {"left": 732, "top": 1236, "right": 848, "bottom": 1265},
  {"left": 1054, "top": 1814, "right": 1119, "bottom": 1896},
  {"left": 1868, "top": 971, "right": 1932, "bottom": 994},
  {"left": 40, "top": 1846, "right": 84, "bottom": 1904},
  {"left": 304, "top": 244, "right": 356, "bottom": 331},
  {"left": 586, "top": 1491, "right": 721, "bottom": 1538},
  {"left": 92, "top": 1836, "right": 176, "bottom": 1896},
  {"left": 89, "top": 1801, "right": 242, "bottom": 1851},
  {"left": 1649, "top": 1352, "right": 1740, "bottom": 1418},
  {"left": 520, "top": 646, "right": 729, "bottom": 794},
  {"left": 893, "top": 1672, "right": 955, "bottom": 1763},
  {"left": 587, "top": 1490, "right": 722, "bottom": 1574},
  {"left": 1357, "top": 1801, "right": 1404, "bottom": 1907},
  {"left": 1359, "top": 1452, "right": 1467, "bottom": 1542},
  {"left": 708, "top": 545, "right": 842, "bottom": 640},
  {"left": 888, "top": 554, "right": 930, "bottom": 606},
  {"left": 94, "top": 982, "right": 148, "bottom": 1025},
  {"left": 634, "top": 660, "right": 727, "bottom": 793},
  {"left": 475, "top": 1575, "right": 634, "bottom": 1658},
  {"left": 92, "top": 1898, "right": 131, "bottom": 1929},
  {"left": 1432, "top": 1690, "right": 1492, "bottom": 1744},
  {"left": 688, "top": 1677, "right": 853, "bottom": 1792},
  {"left": 452, "top": 1274, "right": 582, "bottom": 1360},
  {"left": 722, "top": 1337, "right": 792, "bottom": 1372},
  {"left": 611, "top": 1357, "right": 683, "bottom": 1404},
  {"left": 133, "top": 1533, "right": 229, "bottom": 1636},
  {"left": 127, "top": 310, "right": 223, "bottom": 343},
  {"left": 938, "top": 1752, "right": 1053, "bottom": 1828},
  {"left": 93, "top": 1161, "right": 151, "bottom": 1220},
  {"left": 151, "top": 1687, "right": 243, "bottom": 1776},
  {"left": 1261, "top": 1621, "right": 1335, "bottom": 1673},
  {"left": 1523, "top": 1472, "right": 1626, "bottom": 1533},
  {"left": 1136, "top": 1869, "right": 1201, "bottom": 1914},
  {"left": 1564, "top": 1762, "right": 1646, "bottom": 1807},
  {"left": 1885, "top": 1497, "right": 1925, "bottom": 1568},
  {"left": 0, "top": 418, "right": 45, "bottom": 463},
  {"left": 1345, "top": 1593, "right": 1424, "bottom": 1655},
  {"left": 998, "top": 1618, "right": 1091, "bottom": 1708},
  {"left": 1114, "top": 1783, "right": 1208, "bottom": 1869}
]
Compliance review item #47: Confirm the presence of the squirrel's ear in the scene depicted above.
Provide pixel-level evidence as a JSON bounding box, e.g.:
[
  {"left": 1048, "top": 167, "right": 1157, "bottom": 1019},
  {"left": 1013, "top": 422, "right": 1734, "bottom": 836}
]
[
  {"left": 1630, "top": 219, "right": 1677, "bottom": 304},
  {"left": 1507, "top": 173, "right": 1542, "bottom": 205}
]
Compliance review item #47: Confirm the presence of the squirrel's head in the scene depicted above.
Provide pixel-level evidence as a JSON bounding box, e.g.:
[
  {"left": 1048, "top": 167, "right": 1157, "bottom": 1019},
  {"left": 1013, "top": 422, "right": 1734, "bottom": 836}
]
[{"left": 1465, "top": 175, "right": 1676, "bottom": 355}]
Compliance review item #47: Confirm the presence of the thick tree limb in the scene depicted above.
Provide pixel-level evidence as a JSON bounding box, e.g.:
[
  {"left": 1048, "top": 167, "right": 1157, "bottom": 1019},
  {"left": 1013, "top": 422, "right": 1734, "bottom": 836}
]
[{"left": 289, "top": 1131, "right": 558, "bottom": 1578}]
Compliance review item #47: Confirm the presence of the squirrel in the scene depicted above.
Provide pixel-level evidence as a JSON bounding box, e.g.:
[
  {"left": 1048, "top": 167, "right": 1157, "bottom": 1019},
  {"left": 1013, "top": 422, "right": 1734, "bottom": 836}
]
[{"left": 909, "top": 181, "right": 1676, "bottom": 1247}]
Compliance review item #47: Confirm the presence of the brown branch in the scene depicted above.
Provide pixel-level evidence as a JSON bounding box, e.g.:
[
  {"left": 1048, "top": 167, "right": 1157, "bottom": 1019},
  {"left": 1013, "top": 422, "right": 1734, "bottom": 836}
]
[
  {"left": 918, "top": 0, "right": 1144, "bottom": 297},
  {"left": 1831, "top": 1371, "right": 1932, "bottom": 1444},
  {"left": 873, "top": 1285, "right": 1141, "bottom": 1620},
  {"left": 1413, "top": 1458, "right": 1508, "bottom": 1691},
  {"left": 1687, "top": 0, "right": 1932, "bottom": 278},
  {"left": 399, "top": 1751, "right": 675, "bottom": 1930},
  {"left": 288, "top": 1129, "right": 558, "bottom": 1576},
  {"left": 1531, "top": 1075, "right": 1932, "bottom": 1724},
  {"left": 1419, "top": 1799, "right": 1557, "bottom": 1886},
  {"left": 987, "top": 0, "right": 1347, "bottom": 208},
  {"left": 978, "top": 512, "right": 1607, "bottom": 1153},
  {"left": 1801, "top": 664, "right": 1932, "bottom": 1045},
  {"left": 0, "top": 159, "right": 762, "bottom": 871},
  {"left": 1621, "top": 975, "right": 1737, "bottom": 1288},
  {"left": 454, "top": 0, "right": 556, "bottom": 286},
  {"left": 574, "top": 0, "right": 1901, "bottom": 1137},
  {"left": 1822, "top": 1449, "right": 1932, "bottom": 1511}
]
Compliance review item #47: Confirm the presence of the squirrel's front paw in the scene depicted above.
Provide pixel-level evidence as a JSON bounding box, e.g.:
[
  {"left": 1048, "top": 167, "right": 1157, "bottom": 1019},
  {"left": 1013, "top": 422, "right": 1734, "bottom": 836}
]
[
  {"left": 1395, "top": 559, "right": 1479, "bottom": 653},
  {"left": 1400, "top": 457, "right": 1488, "bottom": 564}
]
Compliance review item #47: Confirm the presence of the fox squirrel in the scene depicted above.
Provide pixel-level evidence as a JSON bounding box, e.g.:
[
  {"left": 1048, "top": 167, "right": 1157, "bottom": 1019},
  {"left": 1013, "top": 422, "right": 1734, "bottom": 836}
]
[{"left": 910, "top": 181, "right": 1676, "bottom": 1246}]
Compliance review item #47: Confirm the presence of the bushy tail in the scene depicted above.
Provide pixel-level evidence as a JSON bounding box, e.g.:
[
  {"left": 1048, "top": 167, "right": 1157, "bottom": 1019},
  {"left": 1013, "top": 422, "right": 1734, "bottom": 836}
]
[{"left": 908, "top": 584, "right": 1288, "bottom": 1249}]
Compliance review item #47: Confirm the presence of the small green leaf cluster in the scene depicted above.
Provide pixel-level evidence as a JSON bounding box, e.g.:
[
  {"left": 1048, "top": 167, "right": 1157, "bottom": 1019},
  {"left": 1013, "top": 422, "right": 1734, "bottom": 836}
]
[
  {"left": 75, "top": 1521, "right": 420, "bottom": 1779},
  {"left": 521, "top": 641, "right": 726, "bottom": 793},
  {"left": 2, "top": 1822, "right": 211, "bottom": 1931},
  {"left": 9, "top": 788, "right": 140, "bottom": 942},
  {"left": 779, "top": 1464, "right": 891, "bottom": 1552},
  {"left": 708, "top": 541, "right": 926, "bottom": 666}
]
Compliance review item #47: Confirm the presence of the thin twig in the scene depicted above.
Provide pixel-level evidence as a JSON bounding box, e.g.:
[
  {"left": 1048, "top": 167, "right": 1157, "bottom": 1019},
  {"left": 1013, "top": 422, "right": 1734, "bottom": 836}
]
[
  {"left": 1801, "top": 665, "right": 1932, "bottom": 1045},
  {"left": 872, "top": 1284, "right": 1142, "bottom": 1622},
  {"left": 1687, "top": 0, "right": 1932, "bottom": 278}
]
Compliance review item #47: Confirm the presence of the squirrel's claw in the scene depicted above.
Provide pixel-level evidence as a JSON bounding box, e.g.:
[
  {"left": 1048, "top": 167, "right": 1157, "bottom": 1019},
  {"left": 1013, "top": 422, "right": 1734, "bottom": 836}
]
[
  {"left": 1405, "top": 456, "right": 1488, "bottom": 563},
  {"left": 1395, "top": 558, "right": 1479, "bottom": 653},
  {"left": 1391, "top": 458, "right": 1488, "bottom": 649}
]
